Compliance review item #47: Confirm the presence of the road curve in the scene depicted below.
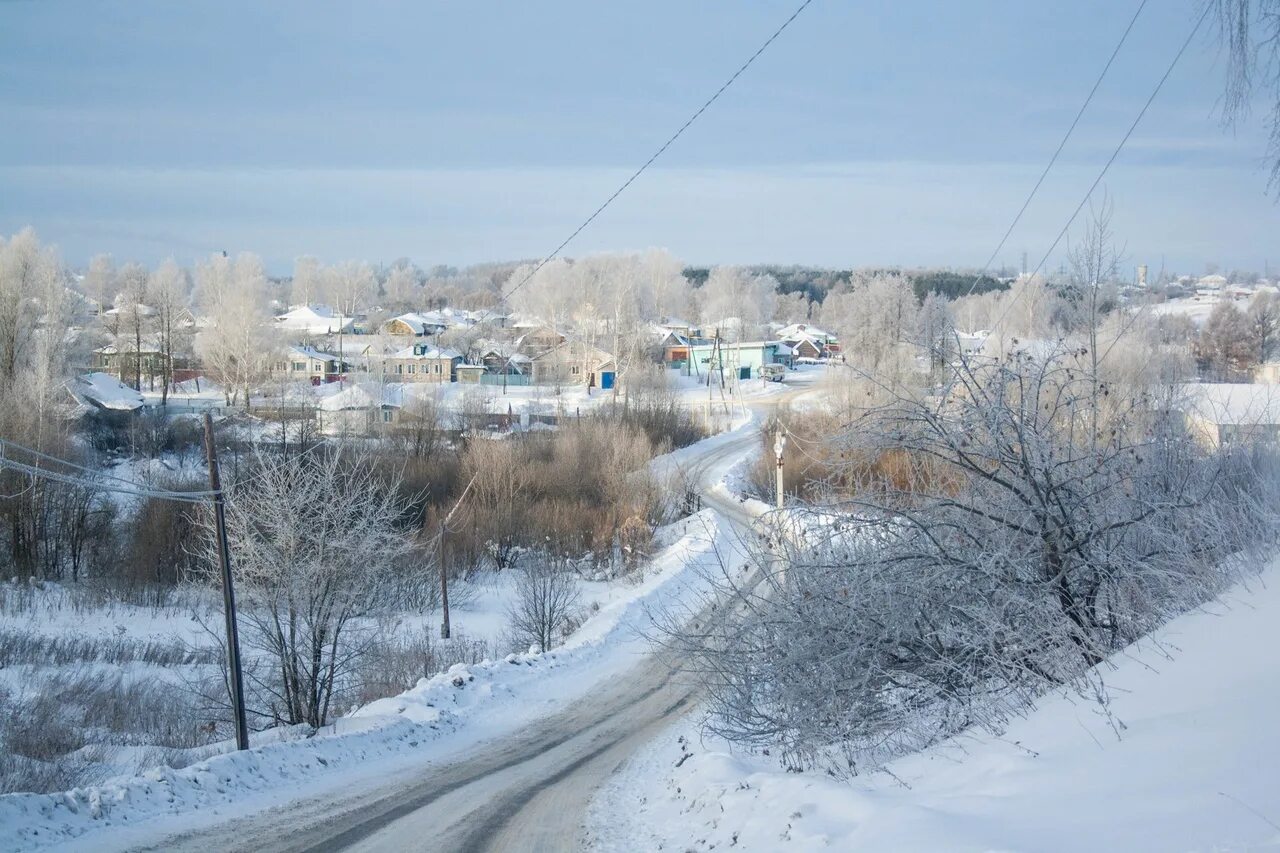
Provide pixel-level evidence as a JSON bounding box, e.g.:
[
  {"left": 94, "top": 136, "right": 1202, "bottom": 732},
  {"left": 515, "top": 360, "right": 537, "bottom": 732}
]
[{"left": 129, "top": 385, "right": 805, "bottom": 853}]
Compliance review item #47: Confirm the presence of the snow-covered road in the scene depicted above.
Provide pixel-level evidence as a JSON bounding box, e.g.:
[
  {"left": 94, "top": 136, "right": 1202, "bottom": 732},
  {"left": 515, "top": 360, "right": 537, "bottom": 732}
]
[{"left": 75, "top": 378, "right": 817, "bottom": 853}]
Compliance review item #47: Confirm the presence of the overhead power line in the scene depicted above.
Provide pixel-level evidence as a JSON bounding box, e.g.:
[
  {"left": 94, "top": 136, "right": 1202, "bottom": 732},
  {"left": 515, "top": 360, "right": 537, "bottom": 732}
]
[
  {"left": 959, "top": 0, "right": 1149, "bottom": 301},
  {"left": 985, "top": 1, "right": 1212, "bottom": 335},
  {"left": 0, "top": 437, "right": 219, "bottom": 502},
  {"left": 496, "top": 0, "right": 815, "bottom": 311},
  {"left": 0, "top": 457, "right": 213, "bottom": 503}
]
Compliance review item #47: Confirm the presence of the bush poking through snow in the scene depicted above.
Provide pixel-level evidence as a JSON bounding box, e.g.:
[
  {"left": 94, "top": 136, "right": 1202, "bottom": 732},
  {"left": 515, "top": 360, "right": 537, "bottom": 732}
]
[{"left": 506, "top": 556, "right": 582, "bottom": 653}]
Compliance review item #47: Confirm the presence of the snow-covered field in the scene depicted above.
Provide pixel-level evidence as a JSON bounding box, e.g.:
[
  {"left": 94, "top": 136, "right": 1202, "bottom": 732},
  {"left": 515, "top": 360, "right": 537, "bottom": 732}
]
[
  {"left": 588, "top": 564, "right": 1280, "bottom": 852},
  {"left": 1148, "top": 294, "right": 1251, "bottom": 326}
]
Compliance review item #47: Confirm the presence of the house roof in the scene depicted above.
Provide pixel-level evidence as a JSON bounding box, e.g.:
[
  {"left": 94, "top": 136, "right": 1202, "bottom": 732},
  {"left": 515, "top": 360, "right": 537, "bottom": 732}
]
[
  {"left": 531, "top": 340, "right": 613, "bottom": 367},
  {"left": 776, "top": 323, "right": 835, "bottom": 342},
  {"left": 689, "top": 340, "right": 782, "bottom": 350},
  {"left": 389, "top": 345, "right": 463, "bottom": 360},
  {"left": 1185, "top": 383, "right": 1280, "bottom": 426},
  {"left": 275, "top": 305, "right": 354, "bottom": 334},
  {"left": 318, "top": 383, "right": 405, "bottom": 412},
  {"left": 782, "top": 333, "right": 825, "bottom": 350},
  {"left": 386, "top": 312, "right": 449, "bottom": 334},
  {"left": 288, "top": 345, "right": 340, "bottom": 362},
  {"left": 481, "top": 349, "right": 532, "bottom": 363},
  {"left": 95, "top": 339, "right": 165, "bottom": 355},
  {"left": 69, "top": 373, "right": 145, "bottom": 411}
]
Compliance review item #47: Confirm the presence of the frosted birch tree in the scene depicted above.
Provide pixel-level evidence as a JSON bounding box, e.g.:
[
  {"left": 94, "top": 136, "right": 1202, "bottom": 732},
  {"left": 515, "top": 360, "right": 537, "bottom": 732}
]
[
  {"left": 195, "top": 252, "right": 274, "bottom": 406},
  {"left": 150, "top": 259, "right": 192, "bottom": 403}
]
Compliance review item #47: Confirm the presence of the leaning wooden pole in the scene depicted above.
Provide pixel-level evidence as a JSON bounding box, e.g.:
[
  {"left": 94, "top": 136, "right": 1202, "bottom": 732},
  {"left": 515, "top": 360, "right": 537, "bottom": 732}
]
[{"left": 203, "top": 413, "right": 250, "bottom": 750}]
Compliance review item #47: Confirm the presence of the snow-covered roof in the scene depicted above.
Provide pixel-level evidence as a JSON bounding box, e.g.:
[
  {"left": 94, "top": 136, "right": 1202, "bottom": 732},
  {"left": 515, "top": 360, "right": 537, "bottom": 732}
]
[
  {"left": 275, "top": 305, "right": 353, "bottom": 334},
  {"left": 1185, "top": 383, "right": 1280, "bottom": 426},
  {"left": 776, "top": 322, "right": 835, "bottom": 342},
  {"left": 69, "top": 373, "right": 145, "bottom": 411},
  {"left": 102, "top": 303, "right": 157, "bottom": 318},
  {"left": 386, "top": 312, "right": 449, "bottom": 334},
  {"left": 654, "top": 326, "right": 691, "bottom": 347},
  {"left": 288, "top": 345, "right": 340, "bottom": 362},
  {"left": 481, "top": 349, "right": 532, "bottom": 364},
  {"left": 389, "top": 346, "right": 463, "bottom": 360},
  {"left": 318, "top": 383, "right": 404, "bottom": 412},
  {"left": 688, "top": 340, "right": 785, "bottom": 350},
  {"left": 95, "top": 342, "right": 164, "bottom": 356}
]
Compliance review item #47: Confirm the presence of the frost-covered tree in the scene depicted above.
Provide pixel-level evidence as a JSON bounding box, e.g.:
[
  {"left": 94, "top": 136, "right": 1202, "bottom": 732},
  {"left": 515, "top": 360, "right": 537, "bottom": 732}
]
[
  {"left": 150, "top": 259, "right": 192, "bottom": 403},
  {"left": 289, "top": 256, "right": 322, "bottom": 307},
  {"left": 1248, "top": 291, "right": 1280, "bottom": 364},
  {"left": 0, "top": 230, "right": 96, "bottom": 583},
  {"left": 325, "top": 260, "right": 376, "bottom": 318},
  {"left": 672, "top": 345, "right": 1276, "bottom": 777},
  {"left": 383, "top": 263, "right": 422, "bottom": 313},
  {"left": 82, "top": 253, "right": 117, "bottom": 310},
  {"left": 915, "top": 290, "right": 954, "bottom": 374},
  {"left": 820, "top": 272, "right": 917, "bottom": 387},
  {"left": 1199, "top": 301, "right": 1255, "bottom": 380},
  {"left": 698, "top": 266, "right": 777, "bottom": 339},
  {"left": 642, "top": 248, "right": 690, "bottom": 321},
  {"left": 195, "top": 252, "right": 274, "bottom": 406},
  {"left": 199, "top": 447, "right": 419, "bottom": 728},
  {"left": 116, "top": 262, "right": 150, "bottom": 391}
]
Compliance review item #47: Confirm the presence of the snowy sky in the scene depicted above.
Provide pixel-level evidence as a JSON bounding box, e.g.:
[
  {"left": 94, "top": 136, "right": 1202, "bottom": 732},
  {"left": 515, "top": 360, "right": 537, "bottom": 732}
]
[{"left": 1, "top": 0, "right": 1277, "bottom": 275}]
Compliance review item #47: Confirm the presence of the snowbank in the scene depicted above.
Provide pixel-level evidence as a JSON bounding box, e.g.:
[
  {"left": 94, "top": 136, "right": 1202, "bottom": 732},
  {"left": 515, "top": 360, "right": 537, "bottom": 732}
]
[{"left": 589, "top": 566, "right": 1280, "bottom": 852}]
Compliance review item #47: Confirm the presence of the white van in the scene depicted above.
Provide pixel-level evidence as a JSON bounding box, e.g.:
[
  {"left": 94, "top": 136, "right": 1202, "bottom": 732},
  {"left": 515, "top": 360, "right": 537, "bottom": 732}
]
[{"left": 760, "top": 363, "right": 786, "bottom": 382}]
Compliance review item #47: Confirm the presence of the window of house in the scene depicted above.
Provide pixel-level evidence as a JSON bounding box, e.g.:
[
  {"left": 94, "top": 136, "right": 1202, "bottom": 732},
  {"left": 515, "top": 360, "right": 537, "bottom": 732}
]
[
  {"left": 408, "top": 364, "right": 416, "bottom": 374},
  {"left": 571, "top": 365, "right": 580, "bottom": 375},
  {"left": 381, "top": 410, "right": 393, "bottom": 423},
  {"left": 292, "top": 361, "right": 306, "bottom": 372},
  {"left": 434, "top": 363, "right": 441, "bottom": 374},
  {"left": 396, "top": 364, "right": 404, "bottom": 374}
]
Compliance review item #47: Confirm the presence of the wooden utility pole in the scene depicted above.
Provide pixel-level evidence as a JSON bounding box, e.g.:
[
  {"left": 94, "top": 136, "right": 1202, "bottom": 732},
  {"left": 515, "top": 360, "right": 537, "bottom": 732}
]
[
  {"left": 437, "top": 472, "right": 479, "bottom": 639},
  {"left": 438, "top": 524, "right": 451, "bottom": 640},
  {"left": 203, "top": 413, "right": 250, "bottom": 751}
]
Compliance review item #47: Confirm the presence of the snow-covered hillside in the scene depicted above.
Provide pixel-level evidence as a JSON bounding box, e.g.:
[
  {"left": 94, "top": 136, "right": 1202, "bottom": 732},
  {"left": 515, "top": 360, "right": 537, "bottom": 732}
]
[
  {"left": 589, "top": 565, "right": 1280, "bottom": 852},
  {"left": 0, "top": 509, "right": 745, "bottom": 852}
]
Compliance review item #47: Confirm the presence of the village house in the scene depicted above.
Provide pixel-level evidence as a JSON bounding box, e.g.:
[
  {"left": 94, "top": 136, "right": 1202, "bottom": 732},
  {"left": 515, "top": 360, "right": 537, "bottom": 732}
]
[
  {"left": 683, "top": 340, "right": 791, "bottom": 381},
  {"left": 530, "top": 341, "right": 616, "bottom": 388},
  {"left": 272, "top": 345, "right": 346, "bottom": 384},
  {"left": 317, "top": 382, "right": 404, "bottom": 431},
  {"left": 784, "top": 335, "right": 824, "bottom": 361},
  {"left": 1182, "top": 383, "right": 1280, "bottom": 448},
  {"left": 514, "top": 325, "right": 568, "bottom": 356},
  {"left": 92, "top": 340, "right": 196, "bottom": 389},
  {"left": 655, "top": 317, "right": 701, "bottom": 340},
  {"left": 479, "top": 347, "right": 531, "bottom": 375},
  {"left": 777, "top": 323, "right": 840, "bottom": 358},
  {"left": 380, "top": 344, "right": 463, "bottom": 383},
  {"left": 382, "top": 312, "right": 448, "bottom": 337}
]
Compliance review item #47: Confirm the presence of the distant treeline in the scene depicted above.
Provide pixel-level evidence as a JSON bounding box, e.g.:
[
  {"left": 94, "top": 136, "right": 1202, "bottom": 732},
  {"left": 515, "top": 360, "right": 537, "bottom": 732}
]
[{"left": 682, "top": 265, "right": 1008, "bottom": 304}]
